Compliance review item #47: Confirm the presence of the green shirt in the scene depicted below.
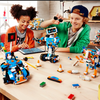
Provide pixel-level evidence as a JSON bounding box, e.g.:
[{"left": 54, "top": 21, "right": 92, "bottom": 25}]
[{"left": 47, "top": 22, "right": 91, "bottom": 53}]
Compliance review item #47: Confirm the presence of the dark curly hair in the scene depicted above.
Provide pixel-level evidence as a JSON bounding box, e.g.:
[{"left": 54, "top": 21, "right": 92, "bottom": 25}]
[{"left": 10, "top": 4, "right": 37, "bottom": 20}]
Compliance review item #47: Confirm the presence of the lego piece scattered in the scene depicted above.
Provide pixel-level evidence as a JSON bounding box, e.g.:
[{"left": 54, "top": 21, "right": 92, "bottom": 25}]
[
  {"left": 22, "top": 57, "right": 34, "bottom": 61},
  {"left": 47, "top": 76, "right": 62, "bottom": 83},
  {"left": 72, "top": 84, "right": 80, "bottom": 88},
  {"left": 27, "top": 56, "right": 34, "bottom": 59},
  {"left": 67, "top": 70, "right": 79, "bottom": 74},
  {"left": 73, "top": 60, "right": 79, "bottom": 66},
  {"left": 57, "top": 64, "right": 64, "bottom": 72},
  {"left": 25, "top": 62, "right": 37, "bottom": 70},
  {"left": 36, "top": 60, "right": 41, "bottom": 67},
  {"left": 68, "top": 94, "right": 75, "bottom": 100},
  {"left": 79, "top": 75, "right": 91, "bottom": 81},
  {"left": 68, "top": 57, "right": 72, "bottom": 60},
  {"left": 40, "top": 82, "right": 46, "bottom": 87},
  {"left": 23, "top": 57, "right": 28, "bottom": 61}
]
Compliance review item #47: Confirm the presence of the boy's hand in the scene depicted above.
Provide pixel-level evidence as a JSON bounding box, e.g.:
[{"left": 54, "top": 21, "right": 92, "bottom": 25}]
[{"left": 52, "top": 14, "right": 63, "bottom": 25}]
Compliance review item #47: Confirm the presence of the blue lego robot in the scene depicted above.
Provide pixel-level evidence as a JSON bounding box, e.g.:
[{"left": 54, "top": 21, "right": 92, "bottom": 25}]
[
  {"left": 0, "top": 52, "right": 30, "bottom": 84},
  {"left": 33, "top": 27, "right": 60, "bottom": 63}
]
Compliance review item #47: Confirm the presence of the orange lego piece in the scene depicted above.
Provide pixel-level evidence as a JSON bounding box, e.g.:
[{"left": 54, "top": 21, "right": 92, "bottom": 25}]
[
  {"left": 57, "top": 64, "right": 64, "bottom": 72},
  {"left": 91, "top": 69, "right": 97, "bottom": 78},
  {"left": 20, "top": 76, "right": 23, "bottom": 81},
  {"left": 67, "top": 70, "right": 72, "bottom": 73},
  {"left": 36, "top": 60, "right": 41, "bottom": 67}
]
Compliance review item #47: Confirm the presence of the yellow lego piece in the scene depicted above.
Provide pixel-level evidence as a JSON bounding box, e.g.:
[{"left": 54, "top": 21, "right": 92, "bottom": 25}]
[{"left": 98, "top": 84, "right": 100, "bottom": 100}]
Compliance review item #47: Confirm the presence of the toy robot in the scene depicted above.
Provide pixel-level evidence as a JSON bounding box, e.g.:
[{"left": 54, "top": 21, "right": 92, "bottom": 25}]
[
  {"left": 83, "top": 47, "right": 100, "bottom": 78},
  {"left": 0, "top": 52, "right": 30, "bottom": 84},
  {"left": 33, "top": 27, "right": 60, "bottom": 63}
]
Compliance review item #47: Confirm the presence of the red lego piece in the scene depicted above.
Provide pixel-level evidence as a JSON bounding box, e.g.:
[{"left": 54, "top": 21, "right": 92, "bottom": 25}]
[{"left": 68, "top": 94, "right": 74, "bottom": 100}]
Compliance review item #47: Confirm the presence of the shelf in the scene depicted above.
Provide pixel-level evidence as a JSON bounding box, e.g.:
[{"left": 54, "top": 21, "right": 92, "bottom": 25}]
[
  {"left": 63, "top": 19, "right": 100, "bottom": 23},
  {"left": 88, "top": 20, "right": 100, "bottom": 23}
]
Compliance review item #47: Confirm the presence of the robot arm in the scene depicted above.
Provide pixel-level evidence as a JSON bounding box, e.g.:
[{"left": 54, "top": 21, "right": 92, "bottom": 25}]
[{"left": 33, "top": 37, "right": 45, "bottom": 44}]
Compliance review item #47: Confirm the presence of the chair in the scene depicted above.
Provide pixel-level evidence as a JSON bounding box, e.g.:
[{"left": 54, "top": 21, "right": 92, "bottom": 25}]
[{"left": 1, "top": 34, "right": 5, "bottom": 43}]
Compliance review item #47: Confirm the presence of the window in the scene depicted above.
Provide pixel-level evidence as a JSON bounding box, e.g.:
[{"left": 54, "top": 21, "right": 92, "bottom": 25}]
[{"left": 0, "top": 1, "right": 37, "bottom": 33}]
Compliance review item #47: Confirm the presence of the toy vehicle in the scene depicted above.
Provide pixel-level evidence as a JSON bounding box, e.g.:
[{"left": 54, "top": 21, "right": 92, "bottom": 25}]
[
  {"left": 33, "top": 27, "right": 60, "bottom": 63},
  {"left": 47, "top": 76, "right": 62, "bottom": 83},
  {"left": 0, "top": 52, "right": 30, "bottom": 84}
]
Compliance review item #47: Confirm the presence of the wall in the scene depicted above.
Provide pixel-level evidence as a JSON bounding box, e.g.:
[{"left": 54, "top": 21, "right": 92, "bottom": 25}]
[
  {"left": 49, "top": 1, "right": 100, "bottom": 40},
  {"left": 37, "top": 1, "right": 49, "bottom": 20}
]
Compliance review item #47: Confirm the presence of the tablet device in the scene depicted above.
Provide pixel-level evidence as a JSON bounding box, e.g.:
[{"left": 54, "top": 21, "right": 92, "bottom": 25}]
[{"left": 19, "top": 48, "right": 45, "bottom": 55}]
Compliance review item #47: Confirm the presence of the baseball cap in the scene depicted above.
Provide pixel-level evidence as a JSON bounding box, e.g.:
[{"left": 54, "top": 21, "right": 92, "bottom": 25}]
[{"left": 71, "top": 5, "right": 89, "bottom": 18}]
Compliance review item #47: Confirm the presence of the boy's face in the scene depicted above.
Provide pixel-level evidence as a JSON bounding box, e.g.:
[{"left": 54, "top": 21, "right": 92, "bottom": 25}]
[
  {"left": 70, "top": 13, "right": 84, "bottom": 31},
  {"left": 17, "top": 16, "right": 30, "bottom": 30}
]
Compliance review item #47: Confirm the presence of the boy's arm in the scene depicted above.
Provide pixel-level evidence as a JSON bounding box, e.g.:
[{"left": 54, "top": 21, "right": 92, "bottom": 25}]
[
  {"left": 56, "top": 47, "right": 70, "bottom": 53},
  {"left": 40, "top": 14, "right": 63, "bottom": 28}
]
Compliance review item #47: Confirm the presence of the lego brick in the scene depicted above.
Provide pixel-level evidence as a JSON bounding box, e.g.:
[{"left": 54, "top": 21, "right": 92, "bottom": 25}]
[{"left": 40, "top": 82, "right": 46, "bottom": 87}]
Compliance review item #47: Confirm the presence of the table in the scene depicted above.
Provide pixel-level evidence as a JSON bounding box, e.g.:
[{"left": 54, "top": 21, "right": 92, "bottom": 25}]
[
  {"left": 0, "top": 50, "right": 99, "bottom": 100},
  {"left": 87, "top": 40, "right": 100, "bottom": 49}
]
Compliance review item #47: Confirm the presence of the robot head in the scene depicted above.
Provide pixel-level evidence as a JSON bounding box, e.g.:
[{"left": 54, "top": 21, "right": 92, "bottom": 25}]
[
  {"left": 46, "top": 27, "right": 57, "bottom": 36},
  {"left": 7, "top": 54, "right": 11, "bottom": 60}
]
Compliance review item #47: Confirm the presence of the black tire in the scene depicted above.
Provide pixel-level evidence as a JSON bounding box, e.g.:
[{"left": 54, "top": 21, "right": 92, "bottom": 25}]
[
  {"left": 50, "top": 55, "right": 58, "bottom": 63},
  {"left": 40, "top": 54, "right": 48, "bottom": 61}
]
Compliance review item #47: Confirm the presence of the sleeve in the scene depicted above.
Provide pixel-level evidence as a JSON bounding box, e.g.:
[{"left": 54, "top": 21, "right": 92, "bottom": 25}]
[
  {"left": 4, "top": 27, "right": 19, "bottom": 52},
  {"left": 27, "top": 29, "right": 35, "bottom": 48},
  {"left": 45, "top": 22, "right": 67, "bottom": 33},
  {"left": 70, "top": 25, "right": 91, "bottom": 53}
]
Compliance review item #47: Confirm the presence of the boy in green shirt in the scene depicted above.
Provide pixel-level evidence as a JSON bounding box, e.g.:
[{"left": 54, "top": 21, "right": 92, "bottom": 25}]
[{"left": 40, "top": 5, "right": 90, "bottom": 53}]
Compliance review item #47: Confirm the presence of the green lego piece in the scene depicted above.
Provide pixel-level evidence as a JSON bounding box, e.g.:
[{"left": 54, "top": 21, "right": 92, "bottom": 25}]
[
  {"left": 4, "top": 50, "right": 7, "bottom": 52},
  {"left": 40, "top": 82, "right": 46, "bottom": 87}
]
